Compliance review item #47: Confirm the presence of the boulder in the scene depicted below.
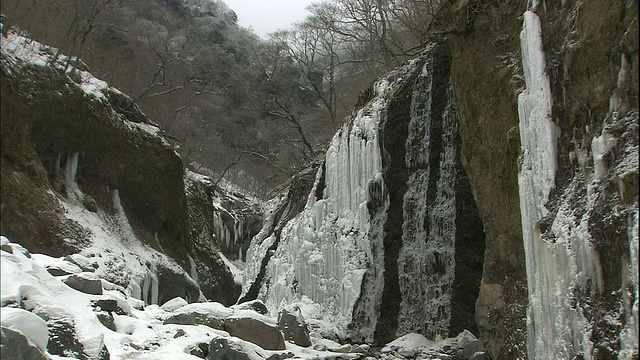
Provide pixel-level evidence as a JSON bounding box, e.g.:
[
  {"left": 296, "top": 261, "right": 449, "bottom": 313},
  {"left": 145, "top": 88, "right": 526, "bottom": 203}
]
[
  {"left": 0, "top": 308, "right": 49, "bottom": 353},
  {"left": 63, "top": 272, "right": 103, "bottom": 295},
  {"left": 95, "top": 311, "right": 116, "bottom": 331},
  {"left": 0, "top": 326, "right": 48, "bottom": 360},
  {"left": 470, "top": 351, "right": 489, "bottom": 360},
  {"left": 187, "top": 341, "right": 209, "bottom": 358},
  {"left": 207, "top": 338, "right": 252, "bottom": 360},
  {"left": 277, "top": 309, "right": 311, "bottom": 347},
  {"left": 207, "top": 337, "right": 293, "bottom": 360},
  {"left": 462, "top": 339, "right": 484, "bottom": 359},
  {"left": 160, "top": 296, "right": 188, "bottom": 312},
  {"left": 162, "top": 303, "right": 232, "bottom": 330},
  {"left": 224, "top": 317, "right": 286, "bottom": 350},
  {"left": 0, "top": 240, "right": 31, "bottom": 258},
  {"left": 46, "top": 265, "right": 74, "bottom": 277},
  {"left": 64, "top": 254, "right": 98, "bottom": 272},
  {"left": 163, "top": 312, "right": 224, "bottom": 330},
  {"left": 91, "top": 299, "right": 119, "bottom": 313},
  {"left": 234, "top": 300, "right": 268, "bottom": 315},
  {"left": 47, "top": 318, "right": 109, "bottom": 360}
]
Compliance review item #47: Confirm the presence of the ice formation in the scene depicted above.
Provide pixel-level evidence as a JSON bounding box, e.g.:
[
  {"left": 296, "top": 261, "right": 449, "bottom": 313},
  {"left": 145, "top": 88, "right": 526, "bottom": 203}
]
[
  {"left": 255, "top": 78, "right": 389, "bottom": 334},
  {"left": 397, "top": 61, "right": 458, "bottom": 339},
  {"left": 517, "top": 11, "right": 607, "bottom": 359},
  {"left": 210, "top": 188, "right": 261, "bottom": 261},
  {"left": 246, "top": 44, "right": 469, "bottom": 343}
]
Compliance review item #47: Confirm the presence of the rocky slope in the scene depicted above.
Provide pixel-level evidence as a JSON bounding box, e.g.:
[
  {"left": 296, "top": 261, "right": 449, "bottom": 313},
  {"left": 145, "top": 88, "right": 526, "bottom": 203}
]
[
  {"left": 0, "top": 31, "right": 246, "bottom": 307},
  {"left": 1, "top": 236, "right": 484, "bottom": 359}
]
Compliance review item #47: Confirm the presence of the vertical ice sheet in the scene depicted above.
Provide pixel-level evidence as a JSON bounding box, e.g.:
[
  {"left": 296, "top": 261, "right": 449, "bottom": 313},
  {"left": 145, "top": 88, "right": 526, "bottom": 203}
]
[
  {"left": 620, "top": 210, "right": 639, "bottom": 360},
  {"left": 257, "top": 80, "right": 389, "bottom": 334},
  {"left": 518, "top": 11, "right": 602, "bottom": 359},
  {"left": 396, "top": 62, "right": 458, "bottom": 339}
]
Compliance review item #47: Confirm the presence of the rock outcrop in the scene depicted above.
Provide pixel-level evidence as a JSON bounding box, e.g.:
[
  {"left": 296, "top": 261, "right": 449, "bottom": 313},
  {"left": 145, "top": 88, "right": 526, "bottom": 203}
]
[
  {"left": 0, "top": 32, "right": 240, "bottom": 306},
  {"left": 243, "top": 42, "right": 485, "bottom": 345}
]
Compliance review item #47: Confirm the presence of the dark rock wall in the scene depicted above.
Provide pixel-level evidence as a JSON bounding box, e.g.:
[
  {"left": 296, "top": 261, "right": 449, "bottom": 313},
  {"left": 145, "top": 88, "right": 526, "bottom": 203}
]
[
  {"left": 185, "top": 175, "right": 242, "bottom": 305},
  {"left": 449, "top": 2, "right": 529, "bottom": 357}
]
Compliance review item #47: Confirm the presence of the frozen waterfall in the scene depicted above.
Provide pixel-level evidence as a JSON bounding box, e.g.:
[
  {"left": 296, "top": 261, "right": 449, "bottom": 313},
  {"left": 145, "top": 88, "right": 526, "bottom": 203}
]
[
  {"left": 517, "top": 10, "right": 603, "bottom": 359},
  {"left": 396, "top": 60, "right": 458, "bottom": 339},
  {"left": 256, "top": 79, "right": 389, "bottom": 333}
]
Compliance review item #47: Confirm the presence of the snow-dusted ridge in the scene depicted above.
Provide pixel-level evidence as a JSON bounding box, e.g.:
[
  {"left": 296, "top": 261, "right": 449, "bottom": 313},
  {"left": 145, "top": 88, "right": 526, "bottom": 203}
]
[{"left": 1, "top": 31, "right": 168, "bottom": 144}]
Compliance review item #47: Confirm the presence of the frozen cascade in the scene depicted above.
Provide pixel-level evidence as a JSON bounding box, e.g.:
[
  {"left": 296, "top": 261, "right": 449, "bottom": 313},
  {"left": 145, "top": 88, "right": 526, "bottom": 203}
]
[
  {"left": 397, "top": 60, "right": 458, "bottom": 338},
  {"left": 213, "top": 209, "right": 252, "bottom": 260},
  {"left": 257, "top": 79, "right": 389, "bottom": 333},
  {"left": 188, "top": 254, "right": 199, "bottom": 286},
  {"left": 620, "top": 210, "right": 639, "bottom": 359},
  {"left": 60, "top": 152, "right": 83, "bottom": 201},
  {"left": 517, "top": 11, "right": 603, "bottom": 359},
  {"left": 113, "top": 188, "right": 160, "bottom": 305}
]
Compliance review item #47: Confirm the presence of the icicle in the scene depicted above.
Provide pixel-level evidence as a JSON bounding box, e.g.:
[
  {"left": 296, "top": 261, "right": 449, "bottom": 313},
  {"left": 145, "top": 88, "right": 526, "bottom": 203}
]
[
  {"left": 112, "top": 189, "right": 123, "bottom": 214},
  {"left": 150, "top": 264, "right": 159, "bottom": 305},
  {"left": 188, "top": 254, "right": 199, "bottom": 286},
  {"left": 63, "top": 152, "right": 83, "bottom": 201}
]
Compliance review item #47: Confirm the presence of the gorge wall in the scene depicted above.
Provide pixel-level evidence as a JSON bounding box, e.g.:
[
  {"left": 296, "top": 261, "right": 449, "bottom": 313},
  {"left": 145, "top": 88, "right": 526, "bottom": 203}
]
[
  {"left": 450, "top": 1, "right": 639, "bottom": 358},
  {"left": 244, "top": 1, "right": 638, "bottom": 359}
]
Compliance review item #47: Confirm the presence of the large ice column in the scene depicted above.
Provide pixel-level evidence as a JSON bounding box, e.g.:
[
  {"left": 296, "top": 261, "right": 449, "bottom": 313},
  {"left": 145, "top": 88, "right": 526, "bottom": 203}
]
[
  {"left": 396, "top": 61, "right": 458, "bottom": 339},
  {"left": 518, "top": 11, "right": 602, "bottom": 359},
  {"left": 258, "top": 80, "right": 389, "bottom": 333},
  {"left": 620, "top": 210, "right": 639, "bottom": 359}
]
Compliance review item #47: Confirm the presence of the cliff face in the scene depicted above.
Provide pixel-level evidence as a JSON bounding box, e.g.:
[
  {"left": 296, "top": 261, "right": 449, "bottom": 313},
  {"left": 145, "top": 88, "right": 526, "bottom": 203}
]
[
  {"left": 243, "top": 43, "right": 485, "bottom": 345},
  {"left": 450, "top": 1, "right": 638, "bottom": 358},
  {"left": 243, "top": 1, "right": 638, "bottom": 358},
  {"left": 0, "top": 32, "right": 240, "bottom": 306}
]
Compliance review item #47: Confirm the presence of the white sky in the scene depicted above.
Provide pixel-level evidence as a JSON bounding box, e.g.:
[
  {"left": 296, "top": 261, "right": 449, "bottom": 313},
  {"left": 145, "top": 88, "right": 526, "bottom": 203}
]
[{"left": 222, "top": 0, "right": 317, "bottom": 38}]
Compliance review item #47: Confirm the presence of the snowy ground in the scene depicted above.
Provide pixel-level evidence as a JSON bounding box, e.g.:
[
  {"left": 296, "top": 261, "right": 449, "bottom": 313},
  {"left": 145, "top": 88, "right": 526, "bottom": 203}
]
[{"left": 1, "top": 236, "right": 479, "bottom": 360}]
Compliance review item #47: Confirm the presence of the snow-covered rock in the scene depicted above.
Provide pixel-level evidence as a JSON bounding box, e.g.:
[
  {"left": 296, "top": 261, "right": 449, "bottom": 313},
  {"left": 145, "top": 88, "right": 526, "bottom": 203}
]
[
  {"left": 63, "top": 272, "right": 104, "bottom": 295},
  {"left": 0, "top": 307, "right": 49, "bottom": 353},
  {"left": 1, "top": 30, "right": 239, "bottom": 307},
  {"left": 0, "top": 326, "right": 49, "bottom": 360},
  {"left": 161, "top": 296, "right": 189, "bottom": 312},
  {"left": 278, "top": 308, "right": 311, "bottom": 347}
]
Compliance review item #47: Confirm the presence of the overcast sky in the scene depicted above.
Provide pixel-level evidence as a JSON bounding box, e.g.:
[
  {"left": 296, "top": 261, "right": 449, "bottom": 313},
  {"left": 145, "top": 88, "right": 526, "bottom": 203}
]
[{"left": 222, "top": 0, "right": 316, "bottom": 38}]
